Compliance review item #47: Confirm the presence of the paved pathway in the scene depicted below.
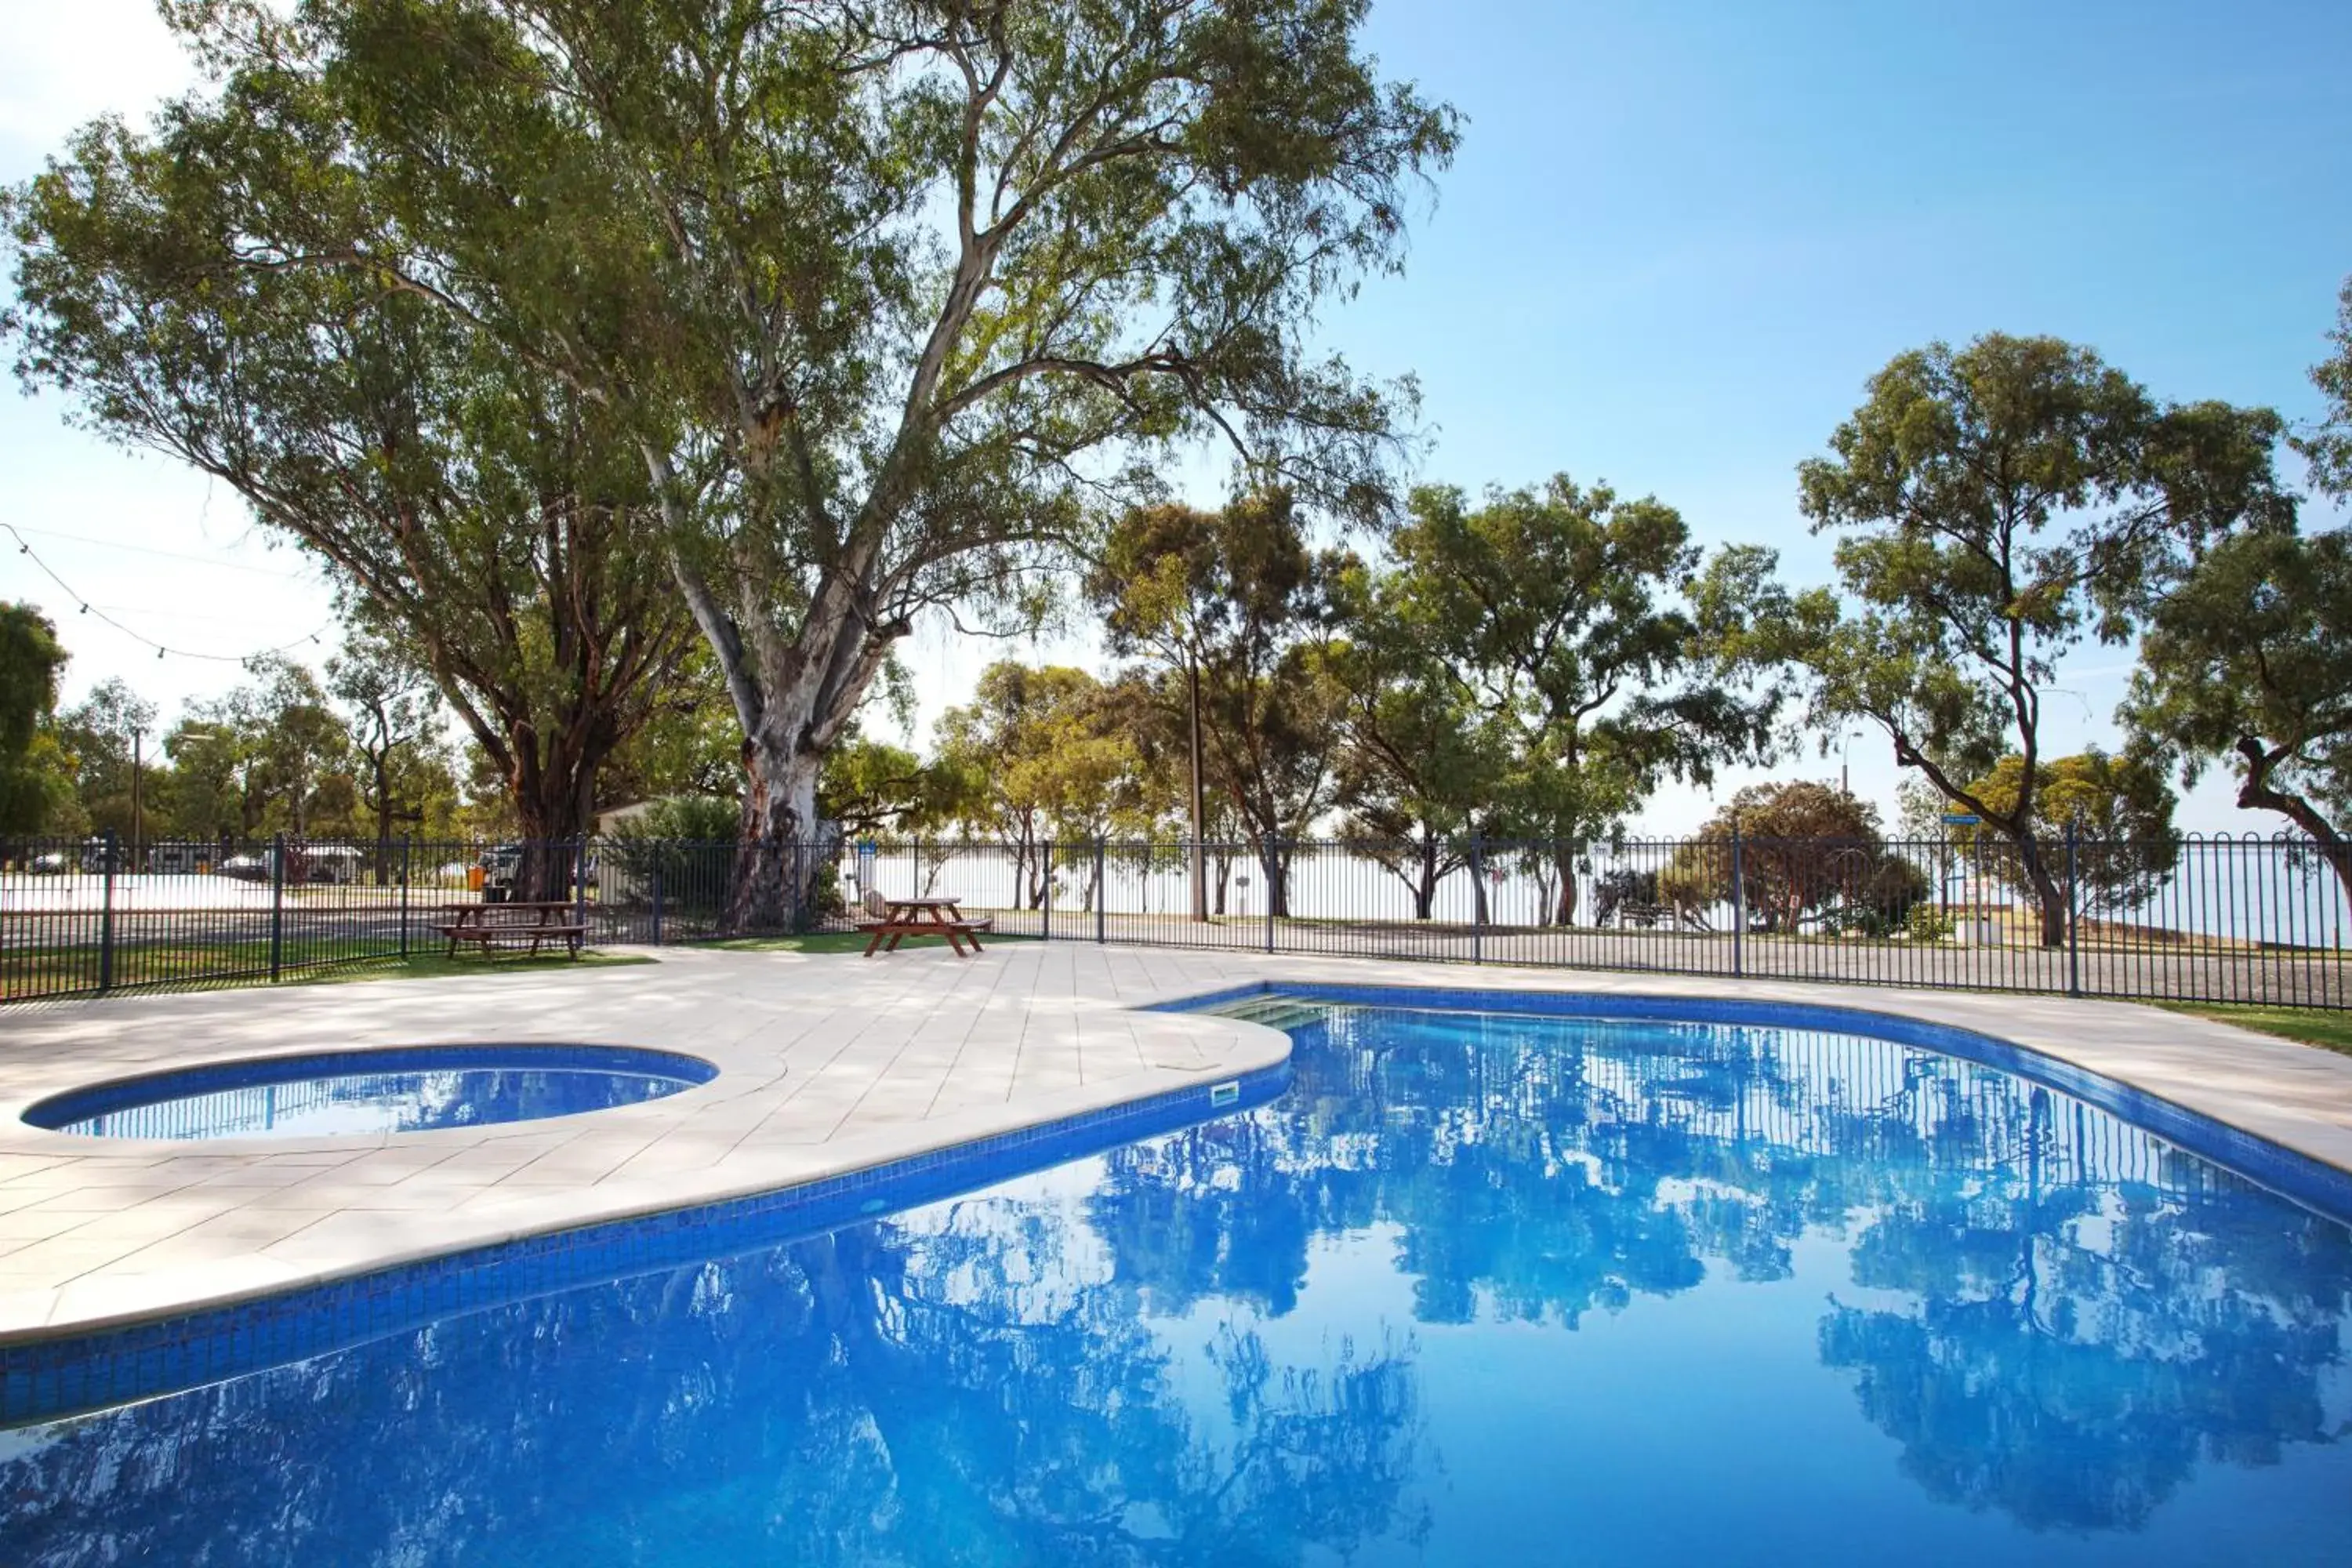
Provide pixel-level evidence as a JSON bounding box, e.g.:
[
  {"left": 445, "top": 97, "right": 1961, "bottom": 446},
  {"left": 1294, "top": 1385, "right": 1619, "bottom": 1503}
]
[{"left": 4, "top": 945, "right": 2352, "bottom": 1344}]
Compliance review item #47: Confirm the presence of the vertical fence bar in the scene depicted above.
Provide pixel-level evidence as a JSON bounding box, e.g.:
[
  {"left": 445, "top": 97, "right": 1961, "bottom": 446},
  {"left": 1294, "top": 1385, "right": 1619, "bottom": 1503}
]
[
  {"left": 2065, "top": 824, "right": 2082, "bottom": 998},
  {"left": 1730, "top": 826, "right": 1744, "bottom": 979},
  {"left": 652, "top": 858, "right": 666, "bottom": 946},
  {"left": 1470, "top": 835, "right": 1486, "bottom": 966},
  {"left": 1265, "top": 840, "right": 1279, "bottom": 955},
  {"left": 97, "top": 829, "right": 118, "bottom": 995},
  {"left": 1095, "top": 839, "right": 1108, "bottom": 944},
  {"left": 269, "top": 832, "right": 285, "bottom": 982},
  {"left": 574, "top": 835, "right": 590, "bottom": 940},
  {"left": 399, "top": 835, "right": 412, "bottom": 960},
  {"left": 1043, "top": 841, "right": 1054, "bottom": 942}
]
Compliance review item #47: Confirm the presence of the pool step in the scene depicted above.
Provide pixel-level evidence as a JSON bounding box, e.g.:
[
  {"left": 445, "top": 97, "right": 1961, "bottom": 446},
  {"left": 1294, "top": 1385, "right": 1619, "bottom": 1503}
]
[{"left": 1204, "top": 993, "right": 1334, "bottom": 1033}]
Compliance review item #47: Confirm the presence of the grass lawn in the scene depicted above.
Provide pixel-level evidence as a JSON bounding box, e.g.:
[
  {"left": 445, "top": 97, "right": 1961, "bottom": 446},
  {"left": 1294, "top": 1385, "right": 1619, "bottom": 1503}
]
[
  {"left": 291, "top": 950, "right": 656, "bottom": 985},
  {"left": 2156, "top": 1002, "right": 2352, "bottom": 1058}
]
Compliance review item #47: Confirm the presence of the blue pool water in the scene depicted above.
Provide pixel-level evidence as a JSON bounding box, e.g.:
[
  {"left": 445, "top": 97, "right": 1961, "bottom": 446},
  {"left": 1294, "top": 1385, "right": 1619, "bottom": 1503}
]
[
  {"left": 5, "top": 996, "right": 2350, "bottom": 1563},
  {"left": 22, "top": 1044, "right": 717, "bottom": 1139}
]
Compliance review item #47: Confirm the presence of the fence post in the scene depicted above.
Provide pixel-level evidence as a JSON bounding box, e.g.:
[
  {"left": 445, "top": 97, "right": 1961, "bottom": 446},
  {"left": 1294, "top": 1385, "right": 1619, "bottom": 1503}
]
[
  {"left": 1469, "top": 836, "right": 1486, "bottom": 966},
  {"left": 97, "top": 828, "right": 118, "bottom": 994},
  {"left": 1730, "top": 826, "right": 1745, "bottom": 979},
  {"left": 2065, "top": 822, "right": 2082, "bottom": 998},
  {"left": 912, "top": 839, "right": 921, "bottom": 898},
  {"left": 269, "top": 831, "right": 285, "bottom": 982},
  {"left": 574, "top": 835, "right": 590, "bottom": 940},
  {"left": 1042, "top": 841, "right": 1054, "bottom": 942},
  {"left": 652, "top": 858, "right": 665, "bottom": 946},
  {"left": 1094, "top": 839, "right": 1108, "bottom": 944},
  {"left": 398, "top": 835, "right": 412, "bottom": 960},
  {"left": 1265, "top": 840, "right": 1278, "bottom": 954}
]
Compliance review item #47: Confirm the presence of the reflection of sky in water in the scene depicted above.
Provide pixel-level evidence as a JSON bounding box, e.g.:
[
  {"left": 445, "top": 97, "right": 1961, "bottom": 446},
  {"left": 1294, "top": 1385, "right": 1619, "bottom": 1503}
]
[
  {"left": 60, "top": 1067, "right": 691, "bottom": 1139},
  {"left": 6, "top": 1004, "right": 2351, "bottom": 1566}
]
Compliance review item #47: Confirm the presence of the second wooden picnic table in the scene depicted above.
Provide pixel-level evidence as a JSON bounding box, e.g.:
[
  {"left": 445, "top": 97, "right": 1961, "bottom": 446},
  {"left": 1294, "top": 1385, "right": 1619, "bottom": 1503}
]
[
  {"left": 433, "top": 900, "right": 586, "bottom": 959},
  {"left": 858, "top": 895, "right": 990, "bottom": 957}
]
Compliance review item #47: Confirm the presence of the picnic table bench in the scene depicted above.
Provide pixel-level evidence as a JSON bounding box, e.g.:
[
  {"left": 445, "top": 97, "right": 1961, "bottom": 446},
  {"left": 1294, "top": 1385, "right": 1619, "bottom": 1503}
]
[
  {"left": 855, "top": 894, "right": 993, "bottom": 958},
  {"left": 434, "top": 901, "right": 587, "bottom": 959}
]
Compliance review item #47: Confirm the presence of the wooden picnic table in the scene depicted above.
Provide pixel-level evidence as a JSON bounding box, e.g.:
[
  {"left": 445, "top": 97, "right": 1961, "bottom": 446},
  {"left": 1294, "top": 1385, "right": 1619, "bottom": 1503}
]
[
  {"left": 856, "top": 894, "right": 992, "bottom": 958},
  {"left": 433, "top": 900, "right": 586, "bottom": 959}
]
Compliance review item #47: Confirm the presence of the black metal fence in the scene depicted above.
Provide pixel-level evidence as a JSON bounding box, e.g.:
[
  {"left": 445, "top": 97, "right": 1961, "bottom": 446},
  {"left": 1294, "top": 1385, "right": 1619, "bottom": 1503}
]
[{"left": 3, "top": 828, "right": 2347, "bottom": 1009}]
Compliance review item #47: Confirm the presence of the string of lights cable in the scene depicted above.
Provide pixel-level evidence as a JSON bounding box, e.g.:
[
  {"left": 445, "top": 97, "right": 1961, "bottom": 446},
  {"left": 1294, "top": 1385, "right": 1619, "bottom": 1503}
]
[{"left": 1, "top": 522, "right": 329, "bottom": 663}]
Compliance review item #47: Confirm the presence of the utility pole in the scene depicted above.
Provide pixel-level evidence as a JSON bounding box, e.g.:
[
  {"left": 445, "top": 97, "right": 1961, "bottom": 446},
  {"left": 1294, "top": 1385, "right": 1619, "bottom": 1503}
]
[
  {"left": 130, "top": 727, "right": 143, "bottom": 866},
  {"left": 1188, "top": 652, "right": 1208, "bottom": 923}
]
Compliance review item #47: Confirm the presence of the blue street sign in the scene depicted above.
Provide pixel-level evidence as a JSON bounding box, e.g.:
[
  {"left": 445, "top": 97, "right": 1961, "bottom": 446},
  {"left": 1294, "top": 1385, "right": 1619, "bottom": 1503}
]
[{"left": 1941, "top": 813, "right": 1980, "bottom": 826}]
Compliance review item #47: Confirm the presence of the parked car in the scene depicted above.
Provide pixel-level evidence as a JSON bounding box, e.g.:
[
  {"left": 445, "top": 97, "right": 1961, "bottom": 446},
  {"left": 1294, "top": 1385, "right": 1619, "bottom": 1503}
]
[
  {"left": 476, "top": 844, "right": 586, "bottom": 901},
  {"left": 480, "top": 844, "right": 524, "bottom": 902},
  {"left": 212, "top": 845, "right": 367, "bottom": 885}
]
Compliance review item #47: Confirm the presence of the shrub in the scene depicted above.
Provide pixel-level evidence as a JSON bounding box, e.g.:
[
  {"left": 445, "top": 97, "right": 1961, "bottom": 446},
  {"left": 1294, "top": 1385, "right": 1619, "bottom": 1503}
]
[{"left": 1906, "top": 905, "right": 1955, "bottom": 943}]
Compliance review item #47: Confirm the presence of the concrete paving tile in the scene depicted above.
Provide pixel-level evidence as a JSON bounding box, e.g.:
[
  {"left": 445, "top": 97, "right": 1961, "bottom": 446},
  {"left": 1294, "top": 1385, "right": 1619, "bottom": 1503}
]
[{"left": 7, "top": 942, "right": 2351, "bottom": 1348}]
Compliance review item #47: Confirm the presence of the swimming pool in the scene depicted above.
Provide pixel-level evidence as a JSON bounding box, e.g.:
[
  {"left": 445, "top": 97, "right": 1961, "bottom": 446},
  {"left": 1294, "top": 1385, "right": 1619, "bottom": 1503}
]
[
  {"left": 20, "top": 1044, "right": 718, "bottom": 1140},
  {"left": 4, "top": 991, "right": 2347, "bottom": 1563}
]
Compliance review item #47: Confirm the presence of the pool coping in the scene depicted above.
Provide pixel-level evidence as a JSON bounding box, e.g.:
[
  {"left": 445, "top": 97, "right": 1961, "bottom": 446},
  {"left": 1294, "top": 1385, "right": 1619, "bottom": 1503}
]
[
  {"left": 3, "top": 946, "right": 2351, "bottom": 1359},
  {"left": 1161, "top": 979, "right": 2352, "bottom": 1222}
]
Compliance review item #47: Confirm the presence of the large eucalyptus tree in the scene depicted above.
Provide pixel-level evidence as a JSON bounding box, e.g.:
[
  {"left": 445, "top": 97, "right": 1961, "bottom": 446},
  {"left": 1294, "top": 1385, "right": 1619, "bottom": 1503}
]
[
  {"left": 16, "top": 0, "right": 1456, "bottom": 924},
  {"left": 4, "top": 100, "right": 698, "bottom": 866}
]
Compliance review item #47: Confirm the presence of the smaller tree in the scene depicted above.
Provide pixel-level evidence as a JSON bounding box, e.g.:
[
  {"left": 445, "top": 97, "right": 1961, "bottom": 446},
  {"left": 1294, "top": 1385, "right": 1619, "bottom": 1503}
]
[
  {"left": 2124, "top": 528, "right": 2352, "bottom": 902},
  {"left": 1955, "top": 750, "right": 2180, "bottom": 918},
  {"left": 1775, "top": 333, "right": 2290, "bottom": 946},
  {"left": 1087, "top": 493, "right": 1341, "bottom": 918},
  {"left": 1668, "top": 782, "right": 1923, "bottom": 935},
  {"left": 819, "top": 733, "right": 982, "bottom": 844},
  {"left": 938, "top": 664, "right": 1142, "bottom": 909},
  {"left": 0, "top": 603, "right": 73, "bottom": 834},
  {"left": 53, "top": 676, "right": 157, "bottom": 839},
  {"left": 328, "top": 631, "right": 451, "bottom": 875},
  {"left": 1319, "top": 554, "right": 1499, "bottom": 920},
  {"left": 1385, "top": 477, "right": 1784, "bottom": 924}
]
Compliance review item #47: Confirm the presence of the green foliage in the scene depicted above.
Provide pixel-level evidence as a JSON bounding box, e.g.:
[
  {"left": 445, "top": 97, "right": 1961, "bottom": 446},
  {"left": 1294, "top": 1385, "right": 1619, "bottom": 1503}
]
[
  {"left": 612, "top": 795, "right": 742, "bottom": 844},
  {"left": 0, "top": 603, "right": 72, "bottom": 833},
  {"left": 1665, "top": 782, "right": 1923, "bottom": 935},
  {"left": 1087, "top": 492, "right": 1344, "bottom": 915},
  {"left": 328, "top": 630, "right": 459, "bottom": 849},
  {"left": 601, "top": 795, "right": 746, "bottom": 919},
  {"left": 818, "top": 732, "right": 980, "bottom": 840},
  {"left": 24, "top": 0, "right": 1456, "bottom": 897},
  {"left": 2123, "top": 525, "right": 2352, "bottom": 899},
  {"left": 1370, "top": 476, "right": 1783, "bottom": 922},
  {"left": 937, "top": 662, "right": 1152, "bottom": 908},
  {"left": 1954, "top": 750, "right": 2180, "bottom": 916},
  {"left": 2298, "top": 278, "right": 2352, "bottom": 499},
  {"left": 1769, "top": 332, "right": 2288, "bottom": 944},
  {"left": 1906, "top": 904, "right": 1956, "bottom": 944},
  {"left": 50, "top": 676, "right": 157, "bottom": 838},
  {"left": 2, "top": 72, "right": 697, "bottom": 840},
  {"left": 1319, "top": 550, "right": 1495, "bottom": 916}
]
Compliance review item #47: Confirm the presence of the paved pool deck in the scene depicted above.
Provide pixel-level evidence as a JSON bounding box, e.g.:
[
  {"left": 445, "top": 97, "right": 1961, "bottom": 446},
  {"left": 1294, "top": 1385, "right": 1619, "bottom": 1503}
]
[{"left": 4, "top": 944, "right": 2352, "bottom": 1345}]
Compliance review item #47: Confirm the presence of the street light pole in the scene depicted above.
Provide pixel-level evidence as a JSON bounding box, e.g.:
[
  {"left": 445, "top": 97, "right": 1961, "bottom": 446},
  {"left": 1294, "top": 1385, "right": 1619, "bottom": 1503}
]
[
  {"left": 1188, "top": 652, "right": 1207, "bottom": 923},
  {"left": 130, "top": 727, "right": 143, "bottom": 866}
]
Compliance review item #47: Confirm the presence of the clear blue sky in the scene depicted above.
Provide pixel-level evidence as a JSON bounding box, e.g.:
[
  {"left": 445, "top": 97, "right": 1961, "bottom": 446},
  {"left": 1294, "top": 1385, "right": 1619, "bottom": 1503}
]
[{"left": 4, "top": 0, "right": 2350, "bottom": 829}]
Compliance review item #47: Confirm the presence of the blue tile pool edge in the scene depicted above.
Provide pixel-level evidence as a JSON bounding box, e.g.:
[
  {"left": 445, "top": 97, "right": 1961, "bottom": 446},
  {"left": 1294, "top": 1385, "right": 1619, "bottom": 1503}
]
[
  {"left": 0, "top": 1059, "right": 1292, "bottom": 1428},
  {"left": 20, "top": 1042, "right": 723, "bottom": 1132},
  {"left": 1157, "top": 980, "right": 2352, "bottom": 1226}
]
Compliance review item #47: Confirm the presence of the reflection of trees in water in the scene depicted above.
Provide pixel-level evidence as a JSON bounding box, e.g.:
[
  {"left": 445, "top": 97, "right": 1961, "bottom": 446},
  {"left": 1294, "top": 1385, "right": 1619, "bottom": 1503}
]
[
  {"left": 1092, "top": 1006, "right": 2352, "bottom": 1532},
  {"left": 10, "top": 1004, "right": 2350, "bottom": 1556},
  {"left": 1, "top": 1203, "right": 1425, "bottom": 1566},
  {"left": 1821, "top": 1102, "right": 2352, "bottom": 1534}
]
